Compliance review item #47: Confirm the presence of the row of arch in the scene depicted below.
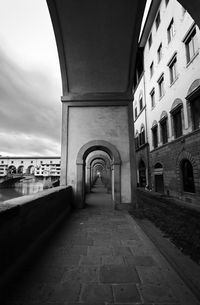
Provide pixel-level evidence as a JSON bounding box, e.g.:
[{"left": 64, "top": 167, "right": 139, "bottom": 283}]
[{"left": 5, "top": 165, "right": 35, "bottom": 175}]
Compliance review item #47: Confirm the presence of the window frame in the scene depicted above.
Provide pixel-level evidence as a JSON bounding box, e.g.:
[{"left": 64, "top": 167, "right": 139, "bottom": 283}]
[
  {"left": 184, "top": 25, "right": 198, "bottom": 64},
  {"left": 148, "top": 33, "right": 152, "bottom": 49},
  {"left": 157, "top": 43, "right": 162, "bottom": 63},
  {"left": 167, "top": 18, "right": 175, "bottom": 43},
  {"left": 168, "top": 53, "right": 178, "bottom": 84},
  {"left": 150, "top": 61, "right": 154, "bottom": 78},
  {"left": 160, "top": 117, "right": 168, "bottom": 144},
  {"left": 158, "top": 74, "right": 164, "bottom": 99},
  {"left": 150, "top": 88, "right": 155, "bottom": 109},
  {"left": 152, "top": 124, "right": 158, "bottom": 149},
  {"left": 155, "top": 11, "right": 161, "bottom": 30}
]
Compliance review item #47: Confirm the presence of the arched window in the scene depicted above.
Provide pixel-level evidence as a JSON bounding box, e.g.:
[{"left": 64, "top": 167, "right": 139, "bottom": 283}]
[
  {"left": 139, "top": 125, "right": 145, "bottom": 146},
  {"left": 151, "top": 121, "right": 158, "bottom": 148},
  {"left": 170, "top": 99, "right": 183, "bottom": 139},
  {"left": 135, "top": 131, "right": 139, "bottom": 149},
  {"left": 139, "top": 160, "right": 146, "bottom": 187},
  {"left": 159, "top": 111, "right": 168, "bottom": 144},
  {"left": 181, "top": 159, "right": 195, "bottom": 193},
  {"left": 186, "top": 79, "right": 200, "bottom": 131}
]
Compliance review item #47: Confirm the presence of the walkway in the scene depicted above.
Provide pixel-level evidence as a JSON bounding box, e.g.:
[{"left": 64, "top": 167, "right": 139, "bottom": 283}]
[{"left": 3, "top": 179, "right": 200, "bottom": 304}]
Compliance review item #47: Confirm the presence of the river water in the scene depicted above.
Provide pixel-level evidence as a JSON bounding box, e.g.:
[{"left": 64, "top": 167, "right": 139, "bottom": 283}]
[{"left": 0, "top": 177, "right": 54, "bottom": 203}]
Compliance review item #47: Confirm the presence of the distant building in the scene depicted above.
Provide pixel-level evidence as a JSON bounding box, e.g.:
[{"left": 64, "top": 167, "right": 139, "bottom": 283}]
[
  {"left": 133, "top": 0, "right": 200, "bottom": 207},
  {"left": 0, "top": 156, "right": 61, "bottom": 177}
]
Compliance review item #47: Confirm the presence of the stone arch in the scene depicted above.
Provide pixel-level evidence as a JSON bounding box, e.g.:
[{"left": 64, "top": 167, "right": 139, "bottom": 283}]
[
  {"left": 160, "top": 111, "right": 168, "bottom": 121},
  {"left": 7, "top": 165, "right": 17, "bottom": 174},
  {"left": 170, "top": 98, "right": 183, "bottom": 112},
  {"left": 76, "top": 140, "right": 121, "bottom": 208},
  {"left": 86, "top": 154, "right": 112, "bottom": 193},
  {"left": 187, "top": 79, "right": 200, "bottom": 96},
  {"left": 176, "top": 150, "right": 199, "bottom": 193},
  {"left": 27, "top": 165, "right": 35, "bottom": 175},
  {"left": 17, "top": 165, "right": 24, "bottom": 174}
]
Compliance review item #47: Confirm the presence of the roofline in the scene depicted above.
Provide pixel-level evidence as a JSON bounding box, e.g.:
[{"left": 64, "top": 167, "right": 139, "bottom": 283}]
[{"left": 139, "top": 0, "right": 161, "bottom": 47}]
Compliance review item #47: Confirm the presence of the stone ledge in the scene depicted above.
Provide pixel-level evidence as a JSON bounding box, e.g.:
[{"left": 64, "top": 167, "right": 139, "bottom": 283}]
[{"left": 0, "top": 185, "right": 73, "bottom": 292}]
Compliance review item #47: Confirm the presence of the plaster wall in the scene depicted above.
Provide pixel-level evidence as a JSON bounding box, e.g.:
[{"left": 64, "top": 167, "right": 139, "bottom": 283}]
[
  {"left": 143, "top": 0, "right": 200, "bottom": 151},
  {"left": 66, "top": 105, "right": 131, "bottom": 203}
]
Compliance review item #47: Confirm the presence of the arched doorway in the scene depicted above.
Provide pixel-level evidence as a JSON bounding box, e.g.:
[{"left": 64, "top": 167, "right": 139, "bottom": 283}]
[
  {"left": 181, "top": 159, "right": 195, "bottom": 193},
  {"left": 76, "top": 140, "right": 121, "bottom": 208},
  {"left": 154, "top": 162, "right": 164, "bottom": 193}
]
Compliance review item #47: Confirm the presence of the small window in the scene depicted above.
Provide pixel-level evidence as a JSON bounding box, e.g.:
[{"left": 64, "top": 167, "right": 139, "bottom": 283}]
[
  {"left": 150, "top": 61, "right": 154, "bottom": 78},
  {"left": 167, "top": 19, "right": 175, "bottom": 43},
  {"left": 155, "top": 12, "right": 160, "bottom": 30},
  {"left": 190, "top": 96, "right": 200, "bottom": 130},
  {"left": 181, "top": 159, "right": 195, "bottom": 193},
  {"left": 50, "top": 161, "right": 53, "bottom": 164},
  {"left": 157, "top": 43, "right": 162, "bottom": 63},
  {"left": 31, "top": 161, "right": 33, "bottom": 163},
  {"left": 140, "top": 126, "right": 145, "bottom": 146},
  {"left": 150, "top": 88, "right": 155, "bottom": 108},
  {"left": 1, "top": 161, "right": 4, "bottom": 164},
  {"left": 135, "top": 107, "right": 138, "bottom": 119},
  {"left": 40, "top": 161, "right": 43, "bottom": 164},
  {"left": 185, "top": 26, "right": 198, "bottom": 64},
  {"left": 168, "top": 54, "right": 177, "bottom": 84},
  {"left": 11, "top": 161, "right": 14, "bottom": 164},
  {"left": 21, "top": 161, "right": 23, "bottom": 164},
  {"left": 171, "top": 106, "right": 183, "bottom": 138},
  {"left": 160, "top": 118, "right": 168, "bottom": 144},
  {"left": 135, "top": 132, "right": 139, "bottom": 149},
  {"left": 158, "top": 74, "right": 164, "bottom": 98},
  {"left": 152, "top": 125, "right": 158, "bottom": 148},
  {"left": 148, "top": 33, "right": 152, "bottom": 49},
  {"left": 139, "top": 97, "right": 143, "bottom": 111}
]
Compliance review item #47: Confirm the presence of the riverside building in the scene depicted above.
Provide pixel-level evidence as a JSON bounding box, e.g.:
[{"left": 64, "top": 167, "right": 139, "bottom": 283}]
[{"left": 133, "top": 0, "right": 200, "bottom": 207}]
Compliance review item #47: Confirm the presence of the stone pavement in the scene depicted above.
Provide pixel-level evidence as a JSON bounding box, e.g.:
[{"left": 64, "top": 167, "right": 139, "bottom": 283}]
[{"left": 2, "top": 179, "right": 200, "bottom": 305}]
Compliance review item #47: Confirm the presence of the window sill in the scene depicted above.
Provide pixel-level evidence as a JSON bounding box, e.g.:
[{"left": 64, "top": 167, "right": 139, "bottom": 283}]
[
  {"left": 169, "top": 76, "right": 178, "bottom": 87},
  {"left": 186, "top": 51, "right": 199, "bottom": 68}
]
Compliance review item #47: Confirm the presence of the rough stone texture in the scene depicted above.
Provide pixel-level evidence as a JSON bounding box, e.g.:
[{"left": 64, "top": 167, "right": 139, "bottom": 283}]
[
  {"left": 1, "top": 180, "right": 200, "bottom": 304},
  {"left": 149, "top": 129, "right": 200, "bottom": 207}
]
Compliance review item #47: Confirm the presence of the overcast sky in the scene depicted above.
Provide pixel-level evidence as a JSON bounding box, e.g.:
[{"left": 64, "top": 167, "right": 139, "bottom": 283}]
[{"left": 0, "top": 0, "right": 151, "bottom": 157}]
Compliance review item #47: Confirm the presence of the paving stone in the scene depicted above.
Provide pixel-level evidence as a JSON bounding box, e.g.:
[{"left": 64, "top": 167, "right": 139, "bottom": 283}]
[
  {"left": 136, "top": 266, "right": 167, "bottom": 284},
  {"left": 112, "top": 284, "right": 141, "bottom": 303},
  {"left": 102, "top": 255, "right": 125, "bottom": 265},
  {"left": 48, "top": 282, "right": 81, "bottom": 302},
  {"left": 62, "top": 265, "right": 99, "bottom": 283},
  {"left": 112, "top": 246, "right": 133, "bottom": 256},
  {"left": 80, "top": 283, "right": 113, "bottom": 303},
  {"left": 88, "top": 246, "right": 113, "bottom": 256},
  {"left": 138, "top": 284, "right": 178, "bottom": 303},
  {"left": 124, "top": 255, "right": 156, "bottom": 266},
  {"left": 93, "top": 239, "right": 122, "bottom": 246},
  {"left": 79, "top": 255, "right": 102, "bottom": 265},
  {"left": 100, "top": 265, "right": 140, "bottom": 283}
]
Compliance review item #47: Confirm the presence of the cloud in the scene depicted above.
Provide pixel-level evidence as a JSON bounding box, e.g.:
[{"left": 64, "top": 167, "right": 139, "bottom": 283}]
[{"left": 0, "top": 46, "right": 62, "bottom": 156}]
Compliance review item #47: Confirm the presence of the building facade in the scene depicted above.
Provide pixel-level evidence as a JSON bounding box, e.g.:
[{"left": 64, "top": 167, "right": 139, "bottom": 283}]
[
  {"left": 133, "top": 0, "right": 200, "bottom": 207},
  {"left": 0, "top": 156, "right": 61, "bottom": 177}
]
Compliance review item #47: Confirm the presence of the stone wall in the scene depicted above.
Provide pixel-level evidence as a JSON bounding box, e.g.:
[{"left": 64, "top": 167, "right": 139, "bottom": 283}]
[
  {"left": 0, "top": 186, "right": 73, "bottom": 288},
  {"left": 150, "top": 129, "right": 200, "bottom": 207}
]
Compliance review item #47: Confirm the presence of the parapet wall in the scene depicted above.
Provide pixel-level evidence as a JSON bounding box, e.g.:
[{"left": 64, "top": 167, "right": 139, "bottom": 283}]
[{"left": 0, "top": 186, "right": 73, "bottom": 290}]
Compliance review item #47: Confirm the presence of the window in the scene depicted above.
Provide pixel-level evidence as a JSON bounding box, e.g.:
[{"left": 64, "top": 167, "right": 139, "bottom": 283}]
[
  {"left": 155, "top": 12, "right": 160, "bottom": 30},
  {"left": 157, "top": 43, "right": 162, "bottom": 63},
  {"left": 184, "top": 26, "right": 198, "bottom": 64},
  {"left": 21, "top": 161, "right": 23, "bottom": 164},
  {"left": 135, "top": 131, "right": 139, "bottom": 149},
  {"left": 134, "top": 107, "right": 138, "bottom": 119},
  {"left": 160, "top": 118, "right": 168, "bottom": 144},
  {"left": 150, "top": 88, "right": 155, "bottom": 108},
  {"left": 40, "top": 161, "right": 43, "bottom": 164},
  {"left": 152, "top": 125, "right": 158, "bottom": 148},
  {"left": 31, "top": 161, "right": 33, "bottom": 163},
  {"left": 11, "top": 161, "right": 14, "bottom": 164},
  {"left": 158, "top": 74, "right": 164, "bottom": 98},
  {"left": 167, "top": 19, "right": 175, "bottom": 43},
  {"left": 168, "top": 54, "right": 177, "bottom": 84},
  {"left": 171, "top": 106, "right": 183, "bottom": 138},
  {"left": 1, "top": 161, "right": 4, "bottom": 164},
  {"left": 165, "top": 0, "right": 169, "bottom": 6},
  {"left": 148, "top": 33, "right": 152, "bottom": 49},
  {"left": 140, "top": 126, "right": 145, "bottom": 146},
  {"left": 150, "top": 61, "right": 154, "bottom": 78},
  {"left": 190, "top": 97, "right": 200, "bottom": 130},
  {"left": 139, "top": 97, "right": 143, "bottom": 111},
  {"left": 181, "top": 159, "right": 195, "bottom": 193}
]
